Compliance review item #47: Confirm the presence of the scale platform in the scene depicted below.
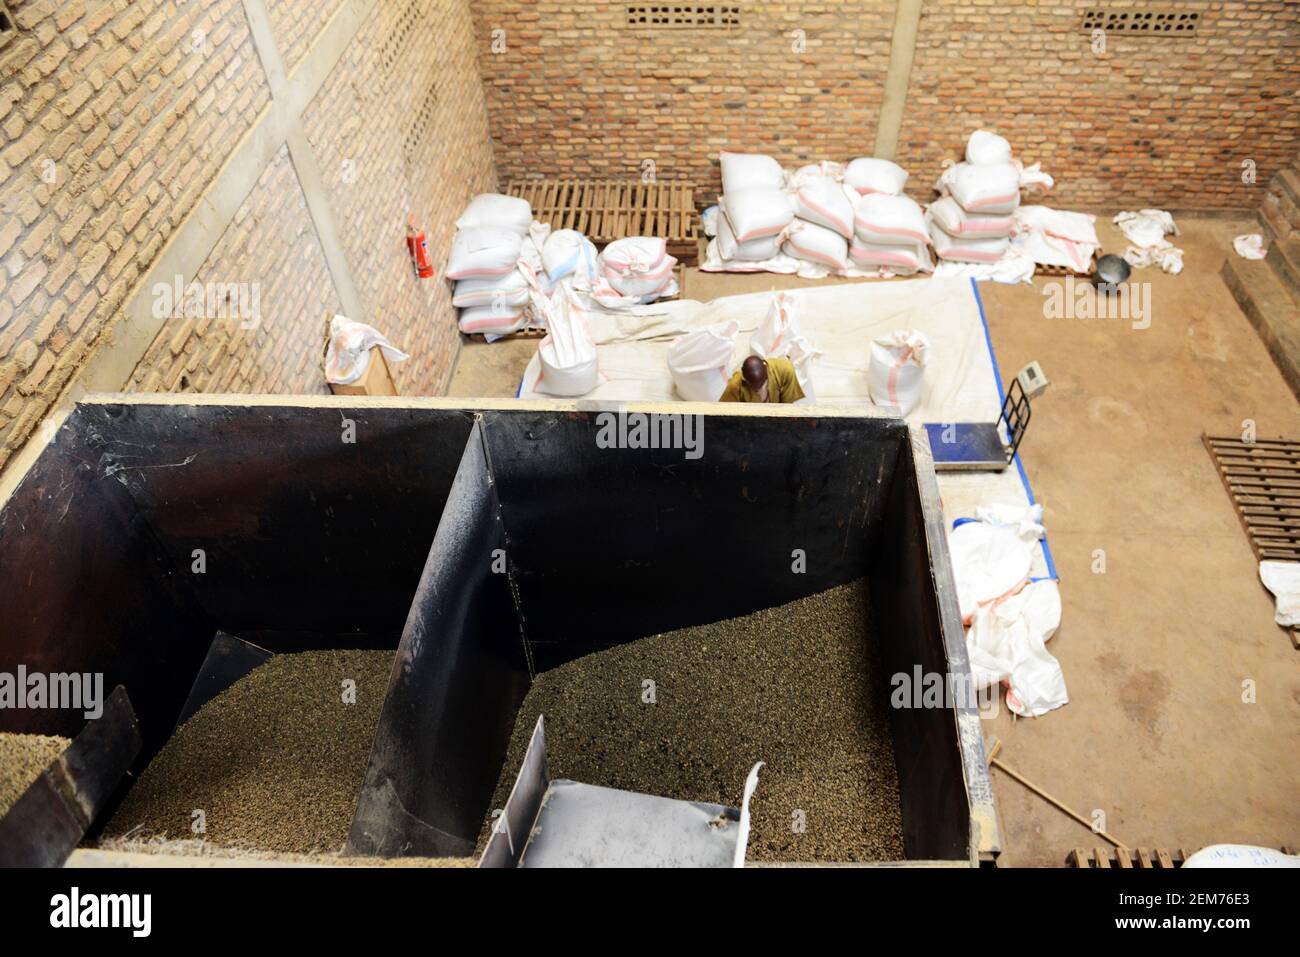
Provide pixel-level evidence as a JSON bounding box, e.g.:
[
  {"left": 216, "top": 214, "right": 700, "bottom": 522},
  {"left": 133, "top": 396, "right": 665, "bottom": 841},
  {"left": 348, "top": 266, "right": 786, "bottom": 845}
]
[
  {"left": 924, "top": 371, "right": 1036, "bottom": 471},
  {"left": 924, "top": 422, "right": 1010, "bottom": 471}
]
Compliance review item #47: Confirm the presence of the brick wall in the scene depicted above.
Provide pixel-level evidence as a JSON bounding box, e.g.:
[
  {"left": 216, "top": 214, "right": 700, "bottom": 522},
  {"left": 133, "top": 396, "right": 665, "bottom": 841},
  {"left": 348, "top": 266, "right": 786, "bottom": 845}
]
[
  {"left": 472, "top": 1, "right": 894, "bottom": 194},
  {"left": 898, "top": 0, "right": 1300, "bottom": 209},
  {"left": 266, "top": 0, "right": 347, "bottom": 73},
  {"left": 0, "top": 0, "right": 270, "bottom": 469},
  {"left": 473, "top": 1, "right": 1299, "bottom": 210},
  {"left": 126, "top": 144, "right": 342, "bottom": 396},
  {"left": 0, "top": 0, "right": 497, "bottom": 473},
  {"left": 302, "top": 0, "right": 496, "bottom": 396}
]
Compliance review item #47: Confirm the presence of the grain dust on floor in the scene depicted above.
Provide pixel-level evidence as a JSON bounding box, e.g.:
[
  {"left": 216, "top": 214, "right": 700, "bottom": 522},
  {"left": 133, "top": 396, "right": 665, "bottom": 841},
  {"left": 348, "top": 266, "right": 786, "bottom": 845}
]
[
  {"left": 104, "top": 649, "right": 392, "bottom": 855},
  {"left": 0, "top": 733, "right": 70, "bottom": 818},
  {"left": 481, "top": 579, "right": 904, "bottom": 862}
]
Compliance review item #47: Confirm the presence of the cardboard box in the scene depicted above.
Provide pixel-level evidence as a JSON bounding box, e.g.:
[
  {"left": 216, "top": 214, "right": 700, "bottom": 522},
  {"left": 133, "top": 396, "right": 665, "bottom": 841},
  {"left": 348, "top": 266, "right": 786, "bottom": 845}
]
[{"left": 330, "top": 347, "right": 398, "bottom": 396}]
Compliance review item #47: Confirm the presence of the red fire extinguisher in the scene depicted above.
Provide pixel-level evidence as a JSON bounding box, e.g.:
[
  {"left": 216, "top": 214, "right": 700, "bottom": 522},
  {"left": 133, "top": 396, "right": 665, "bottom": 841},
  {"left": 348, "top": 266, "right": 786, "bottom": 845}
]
[{"left": 406, "top": 215, "right": 434, "bottom": 279}]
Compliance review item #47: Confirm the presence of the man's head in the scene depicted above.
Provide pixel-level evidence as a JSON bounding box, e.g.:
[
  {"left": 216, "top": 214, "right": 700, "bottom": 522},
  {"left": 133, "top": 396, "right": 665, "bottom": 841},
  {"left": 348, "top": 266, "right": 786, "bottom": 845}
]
[{"left": 741, "top": 356, "right": 768, "bottom": 394}]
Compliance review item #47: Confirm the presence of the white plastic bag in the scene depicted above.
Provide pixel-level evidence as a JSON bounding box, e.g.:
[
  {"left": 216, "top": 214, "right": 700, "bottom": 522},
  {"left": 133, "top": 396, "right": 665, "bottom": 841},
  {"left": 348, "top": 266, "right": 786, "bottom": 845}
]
[
  {"left": 868, "top": 329, "right": 929, "bottom": 415},
  {"left": 1115, "top": 209, "right": 1184, "bottom": 275},
  {"left": 456, "top": 193, "right": 533, "bottom": 235},
  {"left": 966, "top": 129, "right": 1013, "bottom": 165},
  {"left": 452, "top": 269, "right": 530, "bottom": 309},
  {"left": 717, "top": 210, "right": 783, "bottom": 262},
  {"left": 788, "top": 160, "right": 844, "bottom": 190},
  {"left": 793, "top": 177, "right": 854, "bottom": 238},
  {"left": 1233, "top": 234, "right": 1267, "bottom": 260},
  {"left": 928, "top": 196, "right": 1014, "bottom": 239},
  {"left": 324, "top": 315, "right": 409, "bottom": 385},
  {"left": 535, "top": 286, "right": 598, "bottom": 396},
  {"left": 844, "top": 157, "right": 908, "bottom": 196},
  {"left": 1017, "top": 161, "right": 1054, "bottom": 192},
  {"left": 929, "top": 223, "right": 1010, "bottom": 264},
  {"left": 967, "top": 579, "right": 1066, "bottom": 717},
  {"left": 446, "top": 226, "right": 523, "bottom": 280},
  {"left": 944, "top": 161, "right": 1021, "bottom": 214},
  {"left": 750, "top": 292, "right": 802, "bottom": 358},
  {"left": 722, "top": 187, "right": 794, "bottom": 243},
  {"left": 668, "top": 320, "right": 739, "bottom": 401},
  {"left": 785, "top": 335, "right": 818, "bottom": 402},
  {"left": 720, "top": 151, "right": 786, "bottom": 195},
  {"left": 941, "top": 504, "right": 1040, "bottom": 624},
  {"left": 748, "top": 293, "right": 819, "bottom": 400},
  {"left": 1183, "top": 845, "right": 1300, "bottom": 869},
  {"left": 599, "top": 237, "right": 677, "bottom": 299},
  {"left": 1260, "top": 561, "right": 1300, "bottom": 627},
  {"left": 542, "top": 229, "right": 599, "bottom": 284},
  {"left": 854, "top": 193, "right": 929, "bottom": 246},
  {"left": 783, "top": 220, "right": 848, "bottom": 270}
]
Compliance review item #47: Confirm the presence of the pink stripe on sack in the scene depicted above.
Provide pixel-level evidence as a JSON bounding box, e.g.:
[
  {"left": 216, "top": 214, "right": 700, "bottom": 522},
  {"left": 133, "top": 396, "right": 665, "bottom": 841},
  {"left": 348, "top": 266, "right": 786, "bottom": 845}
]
[
  {"left": 955, "top": 216, "right": 1013, "bottom": 235},
  {"left": 735, "top": 224, "right": 786, "bottom": 244},
  {"left": 640, "top": 258, "right": 674, "bottom": 282},
  {"left": 798, "top": 194, "right": 852, "bottom": 237},
  {"left": 963, "top": 192, "right": 1019, "bottom": 211},
  {"left": 941, "top": 246, "right": 1004, "bottom": 264},
  {"left": 856, "top": 221, "right": 929, "bottom": 245},
  {"left": 884, "top": 339, "right": 922, "bottom": 411},
  {"left": 887, "top": 356, "right": 903, "bottom": 408},
  {"left": 787, "top": 240, "right": 842, "bottom": 268},
  {"left": 606, "top": 251, "right": 667, "bottom": 276},
  {"left": 850, "top": 246, "right": 917, "bottom": 268},
  {"left": 461, "top": 314, "right": 522, "bottom": 333},
  {"left": 448, "top": 264, "right": 516, "bottom": 280}
]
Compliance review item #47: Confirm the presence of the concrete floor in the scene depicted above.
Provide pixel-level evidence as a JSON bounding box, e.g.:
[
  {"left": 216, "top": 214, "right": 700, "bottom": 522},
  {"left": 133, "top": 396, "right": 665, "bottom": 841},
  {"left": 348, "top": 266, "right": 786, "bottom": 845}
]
[{"left": 447, "top": 216, "right": 1300, "bottom": 866}]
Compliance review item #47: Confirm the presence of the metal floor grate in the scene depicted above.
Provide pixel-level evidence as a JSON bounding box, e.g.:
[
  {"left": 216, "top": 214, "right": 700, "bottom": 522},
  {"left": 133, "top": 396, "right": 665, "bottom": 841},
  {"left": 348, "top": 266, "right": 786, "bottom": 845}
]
[
  {"left": 1204, "top": 433, "right": 1300, "bottom": 563},
  {"left": 1205, "top": 433, "right": 1300, "bottom": 649}
]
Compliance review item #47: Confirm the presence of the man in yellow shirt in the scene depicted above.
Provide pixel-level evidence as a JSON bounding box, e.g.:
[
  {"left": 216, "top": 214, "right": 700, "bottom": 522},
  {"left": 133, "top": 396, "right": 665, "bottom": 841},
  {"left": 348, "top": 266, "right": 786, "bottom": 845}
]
[{"left": 719, "top": 355, "right": 805, "bottom": 403}]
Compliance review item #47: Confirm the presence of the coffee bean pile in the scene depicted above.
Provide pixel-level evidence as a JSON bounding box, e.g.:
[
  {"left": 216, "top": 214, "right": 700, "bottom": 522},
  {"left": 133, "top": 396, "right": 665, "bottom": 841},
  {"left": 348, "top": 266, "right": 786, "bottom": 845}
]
[
  {"left": 0, "top": 733, "right": 69, "bottom": 818},
  {"left": 105, "top": 650, "right": 392, "bottom": 854},
  {"left": 482, "top": 580, "right": 904, "bottom": 862}
]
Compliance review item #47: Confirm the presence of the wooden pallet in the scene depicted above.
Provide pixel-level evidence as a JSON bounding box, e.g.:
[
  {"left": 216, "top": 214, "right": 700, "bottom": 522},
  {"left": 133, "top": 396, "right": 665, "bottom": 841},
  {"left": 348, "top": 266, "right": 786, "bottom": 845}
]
[
  {"left": 1069, "top": 847, "right": 1188, "bottom": 868},
  {"left": 1204, "top": 433, "right": 1300, "bottom": 563},
  {"left": 1070, "top": 845, "right": 1296, "bottom": 868},
  {"left": 1205, "top": 433, "right": 1300, "bottom": 648},
  {"left": 464, "top": 328, "right": 547, "bottom": 344},
  {"left": 1035, "top": 253, "right": 1097, "bottom": 278},
  {"left": 503, "top": 179, "right": 700, "bottom": 265}
]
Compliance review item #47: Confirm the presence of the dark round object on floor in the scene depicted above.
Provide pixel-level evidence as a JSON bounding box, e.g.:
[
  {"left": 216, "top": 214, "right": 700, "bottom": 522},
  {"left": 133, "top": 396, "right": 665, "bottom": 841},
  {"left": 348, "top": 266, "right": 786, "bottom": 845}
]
[{"left": 1094, "top": 254, "right": 1131, "bottom": 292}]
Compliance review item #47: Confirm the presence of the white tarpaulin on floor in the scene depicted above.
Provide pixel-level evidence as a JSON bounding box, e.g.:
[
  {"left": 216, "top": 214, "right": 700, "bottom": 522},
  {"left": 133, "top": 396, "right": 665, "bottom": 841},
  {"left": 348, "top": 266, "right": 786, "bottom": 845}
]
[
  {"left": 522, "top": 277, "right": 1001, "bottom": 421},
  {"left": 518, "top": 277, "right": 1053, "bottom": 581}
]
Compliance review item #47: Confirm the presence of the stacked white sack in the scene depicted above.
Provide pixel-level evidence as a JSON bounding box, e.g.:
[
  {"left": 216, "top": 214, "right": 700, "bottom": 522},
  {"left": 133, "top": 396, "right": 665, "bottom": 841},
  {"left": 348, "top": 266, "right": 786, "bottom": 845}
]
[
  {"left": 783, "top": 173, "right": 854, "bottom": 270},
  {"left": 712, "top": 151, "right": 934, "bottom": 277},
  {"left": 927, "top": 130, "right": 1027, "bottom": 264},
  {"left": 448, "top": 193, "right": 536, "bottom": 336},
  {"left": 851, "top": 193, "right": 933, "bottom": 275},
  {"left": 712, "top": 152, "right": 795, "bottom": 269},
  {"left": 843, "top": 157, "right": 909, "bottom": 197}
]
